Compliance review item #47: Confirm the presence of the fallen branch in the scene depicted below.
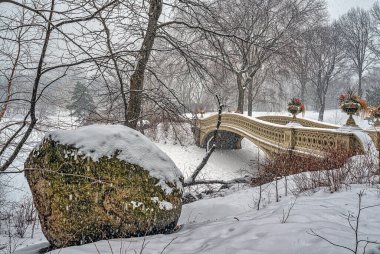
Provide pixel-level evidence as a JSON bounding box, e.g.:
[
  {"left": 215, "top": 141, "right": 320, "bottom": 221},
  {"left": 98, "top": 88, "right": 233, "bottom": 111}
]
[{"left": 184, "top": 177, "right": 250, "bottom": 187}]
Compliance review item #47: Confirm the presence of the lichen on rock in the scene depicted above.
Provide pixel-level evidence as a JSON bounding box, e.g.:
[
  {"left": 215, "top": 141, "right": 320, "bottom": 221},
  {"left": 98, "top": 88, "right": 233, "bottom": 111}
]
[{"left": 25, "top": 125, "right": 183, "bottom": 248}]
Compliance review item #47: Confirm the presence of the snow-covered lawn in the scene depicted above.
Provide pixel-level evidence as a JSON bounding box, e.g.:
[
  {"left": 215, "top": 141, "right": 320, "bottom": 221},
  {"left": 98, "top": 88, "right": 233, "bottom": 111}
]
[
  {"left": 156, "top": 139, "right": 262, "bottom": 181},
  {"left": 2, "top": 109, "right": 379, "bottom": 253},
  {"left": 15, "top": 183, "right": 380, "bottom": 254}
]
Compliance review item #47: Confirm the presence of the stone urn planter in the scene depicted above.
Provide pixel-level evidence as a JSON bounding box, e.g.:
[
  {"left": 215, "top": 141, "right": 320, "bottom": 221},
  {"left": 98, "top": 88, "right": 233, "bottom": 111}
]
[
  {"left": 287, "top": 98, "right": 305, "bottom": 121},
  {"left": 288, "top": 105, "right": 301, "bottom": 120},
  {"left": 341, "top": 101, "right": 360, "bottom": 127},
  {"left": 339, "top": 90, "right": 367, "bottom": 128}
]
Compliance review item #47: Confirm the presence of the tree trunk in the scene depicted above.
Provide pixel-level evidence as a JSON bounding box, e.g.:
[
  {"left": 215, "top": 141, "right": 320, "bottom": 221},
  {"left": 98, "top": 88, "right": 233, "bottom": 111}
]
[
  {"left": 0, "top": 0, "right": 55, "bottom": 171},
  {"left": 100, "top": 17, "right": 128, "bottom": 125},
  {"left": 377, "top": 130, "right": 380, "bottom": 177},
  {"left": 358, "top": 69, "right": 363, "bottom": 98},
  {"left": 0, "top": 28, "right": 22, "bottom": 122},
  {"left": 236, "top": 72, "right": 244, "bottom": 113},
  {"left": 248, "top": 78, "right": 253, "bottom": 116},
  {"left": 318, "top": 96, "right": 325, "bottom": 121},
  {"left": 0, "top": 81, "right": 12, "bottom": 121},
  {"left": 127, "top": 0, "right": 163, "bottom": 129},
  {"left": 300, "top": 77, "right": 306, "bottom": 103}
]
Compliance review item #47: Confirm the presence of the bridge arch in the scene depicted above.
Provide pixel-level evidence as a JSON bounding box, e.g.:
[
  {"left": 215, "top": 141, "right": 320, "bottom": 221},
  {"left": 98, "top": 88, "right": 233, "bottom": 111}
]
[
  {"left": 198, "top": 126, "right": 277, "bottom": 157},
  {"left": 200, "top": 130, "right": 243, "bottom": 150}
]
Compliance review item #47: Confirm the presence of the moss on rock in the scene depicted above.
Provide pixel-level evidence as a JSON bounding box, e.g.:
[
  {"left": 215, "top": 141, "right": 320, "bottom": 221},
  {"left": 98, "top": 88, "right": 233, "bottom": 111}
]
[{"left": 25, "top": 137, "right": 182, "bottom": 248}]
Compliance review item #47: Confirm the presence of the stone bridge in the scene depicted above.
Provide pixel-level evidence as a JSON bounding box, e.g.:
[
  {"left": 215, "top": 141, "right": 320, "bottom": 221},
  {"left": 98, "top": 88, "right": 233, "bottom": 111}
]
[{"left": 194, "top": 113, "right": 379, "bottom": 157}]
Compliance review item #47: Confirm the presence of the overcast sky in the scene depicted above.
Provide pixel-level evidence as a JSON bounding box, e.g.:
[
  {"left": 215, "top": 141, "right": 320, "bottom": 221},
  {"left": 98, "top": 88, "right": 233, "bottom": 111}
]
[{"left": 327, "top": 0, "right": 377, "bottom": 20}]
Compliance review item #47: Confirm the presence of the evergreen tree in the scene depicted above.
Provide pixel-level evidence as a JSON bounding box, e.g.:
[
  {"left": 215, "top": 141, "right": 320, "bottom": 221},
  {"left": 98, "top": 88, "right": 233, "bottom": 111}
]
[
  {"left": 366, "top": 84, "right": 380, "bottom": 106},
  {"left": 67, "top": 82, "right": 96, "bottom": 120}
]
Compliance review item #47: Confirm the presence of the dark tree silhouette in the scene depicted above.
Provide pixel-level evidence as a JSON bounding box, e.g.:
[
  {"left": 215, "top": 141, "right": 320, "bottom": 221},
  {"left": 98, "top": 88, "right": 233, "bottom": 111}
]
[{"left": 67, "top": 82, "right": 96, "bottom": 121}]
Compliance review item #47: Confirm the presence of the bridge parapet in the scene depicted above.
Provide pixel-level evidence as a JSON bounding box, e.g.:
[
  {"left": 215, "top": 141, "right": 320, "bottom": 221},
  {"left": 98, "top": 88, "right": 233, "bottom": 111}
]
[
  {"left": 258, "top": 115, "right": 379, "bottom": 151},
  {"left": 257, "top": 115, "right": 340, "bottom": 129},
  {"left": 196, "top": 113, "right": 368, "bottom": 157}
]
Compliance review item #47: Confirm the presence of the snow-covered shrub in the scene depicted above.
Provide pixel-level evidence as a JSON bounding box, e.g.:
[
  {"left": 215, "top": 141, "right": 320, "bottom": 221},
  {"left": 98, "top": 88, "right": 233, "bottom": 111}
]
[
  {"left": 259, "top": 148, "right": 377, "bottom": 193},
  {"left": 292, "top": 148, "right": 379, "bottom": 193}
]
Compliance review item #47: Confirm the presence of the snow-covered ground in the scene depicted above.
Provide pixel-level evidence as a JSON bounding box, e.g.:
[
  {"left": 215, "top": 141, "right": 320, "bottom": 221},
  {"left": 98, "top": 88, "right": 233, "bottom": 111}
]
[
  {"left": 2, "top": 109, "right": 380, "bottom": 253},
  {"left": 157, "top": 140, "right": 262, "bottom": 181},
  {"left": 15, "top": 183, "right": 380, "bottom": 254}
]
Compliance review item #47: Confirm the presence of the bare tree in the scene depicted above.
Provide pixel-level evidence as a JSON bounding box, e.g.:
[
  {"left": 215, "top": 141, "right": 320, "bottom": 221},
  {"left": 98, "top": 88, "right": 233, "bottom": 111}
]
[
  {"left": 0, "top": 0, "right": 220, "bottom": 172},
  {"left": 127, "top": 0, "right": 163, "bottom": 129},
  {"left": 247, "top": 66, "right": 269, "bottom": 116},
  {"left": 0, "top": 0, "right": 123, "bottom": 172},
  {"left": 185, "top": 0, "right": 325, "bottom": 113},
  {"left": 369, "top": 3, "right": 380, "bottom": 71},
  {"left": 0, "top": 5, "right": 31, "bottom": 122},
  {"left": 307, "top": 24, "right": 345, "bottom": 121},
  {"left": 338, "top": 7, "right": 373, "bottom": 98},
  {"left": 283, "top": 31, "right": 312, "bottom": 102},
  {"left": 96, "top": 10, "right": 129, "bottom": 126}
]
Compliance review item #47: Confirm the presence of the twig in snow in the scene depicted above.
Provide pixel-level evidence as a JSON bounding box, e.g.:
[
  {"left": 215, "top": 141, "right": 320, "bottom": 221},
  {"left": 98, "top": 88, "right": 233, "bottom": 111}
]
[
  {"left": 160, "top": 237, "right": 178, "bottom": 254},
  {"left": 308, "top": 190, "right": 380, "bottom": 254},
  {"left": 281, "top": 198, "right": 297, "bottom": 223}
]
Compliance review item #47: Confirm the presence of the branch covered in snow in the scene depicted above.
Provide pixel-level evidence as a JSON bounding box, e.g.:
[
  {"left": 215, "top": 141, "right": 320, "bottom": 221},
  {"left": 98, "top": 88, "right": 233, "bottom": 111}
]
[{"left": 184, "top": 95, "right": 224, "bottom": 186}]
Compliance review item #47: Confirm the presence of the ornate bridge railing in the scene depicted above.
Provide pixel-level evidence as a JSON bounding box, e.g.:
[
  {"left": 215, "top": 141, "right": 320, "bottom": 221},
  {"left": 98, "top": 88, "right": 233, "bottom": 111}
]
[
  {"left": 256, "top": 116, "right": 340, "bottom": 129},
  {"left": 194, "top": 113, "right": 377, "bottom": 157}
]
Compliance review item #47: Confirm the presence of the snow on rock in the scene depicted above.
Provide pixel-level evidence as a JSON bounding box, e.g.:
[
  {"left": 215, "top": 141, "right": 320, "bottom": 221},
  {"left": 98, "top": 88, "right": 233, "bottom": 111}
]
[
  {"left": 48, "top": 124, "right": 183, "bottom": 192},
  {"left": 151, "top": 197, "right": 174, "bottom": 210},
  {"left": 25, "top": 124, "right": 184, "bottom": 248}
]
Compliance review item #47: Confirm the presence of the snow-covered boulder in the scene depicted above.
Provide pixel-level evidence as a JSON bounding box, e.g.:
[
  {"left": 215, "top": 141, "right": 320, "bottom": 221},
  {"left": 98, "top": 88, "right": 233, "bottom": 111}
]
[{"left": 24, "top": 125, "right": 183, "bottom": 248}]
